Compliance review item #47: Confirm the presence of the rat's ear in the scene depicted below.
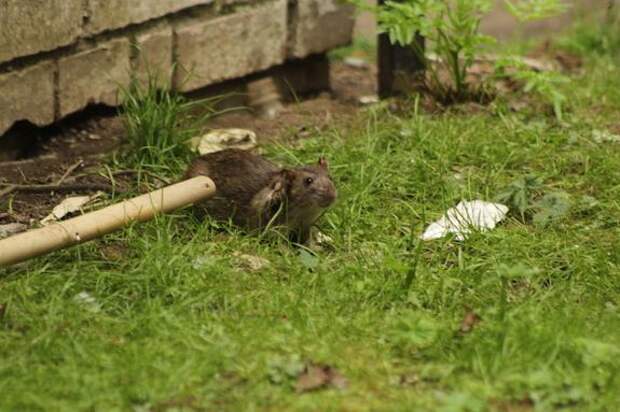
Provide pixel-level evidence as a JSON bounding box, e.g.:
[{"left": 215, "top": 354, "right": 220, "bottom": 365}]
[
  {"left": 318, "top": 157, "right": 329, "bottom": 169},
  {"left": 279, "top": 168, "right": 295, "bottom": 182}
]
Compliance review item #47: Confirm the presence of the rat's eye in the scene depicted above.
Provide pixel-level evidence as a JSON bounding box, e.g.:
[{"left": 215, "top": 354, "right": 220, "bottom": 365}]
[{"left": 304, "top": 177, "right": 314, "bottom": 186}]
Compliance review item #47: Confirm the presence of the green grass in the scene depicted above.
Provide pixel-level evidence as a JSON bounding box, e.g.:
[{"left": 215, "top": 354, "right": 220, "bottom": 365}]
[{"left": 2, "top": 36, "right": 620, "bottom": 411}]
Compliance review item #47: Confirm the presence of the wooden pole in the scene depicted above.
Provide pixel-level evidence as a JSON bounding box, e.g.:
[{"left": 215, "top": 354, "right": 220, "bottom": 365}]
[
  {"left": 377, "top": 0, "right": 425, "bottom": 98},
  {"left": 0, "top": 176, "right": 215, "bottom": 268}
]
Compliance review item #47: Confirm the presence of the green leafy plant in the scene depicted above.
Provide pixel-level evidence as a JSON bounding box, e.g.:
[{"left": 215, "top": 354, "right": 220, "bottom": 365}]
[
  {"left": 495, "top": 175, "right": 544, "bottom": 219},
  {"left": 351, "top": 0, "right": 568, "bottom": 110},
  {"left": 531, "top": 191, "right": 572, "bottom": 227},
  {"left": 494, "top": 56, "right": 569, "bottom": 120},
  {"left": 496, "top": 177, "right": 574, "bottom": 226},
  {"left": 504, "top": 0, "right": 568, "bottom": 21},
  {"left": 353, "top": 0, "right": 495, "bottom": 102}
]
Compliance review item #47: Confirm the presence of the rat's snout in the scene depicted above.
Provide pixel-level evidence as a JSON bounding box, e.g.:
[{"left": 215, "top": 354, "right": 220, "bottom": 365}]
[{"left": 318, "top": 186, "right": 337, "bottom": 208}]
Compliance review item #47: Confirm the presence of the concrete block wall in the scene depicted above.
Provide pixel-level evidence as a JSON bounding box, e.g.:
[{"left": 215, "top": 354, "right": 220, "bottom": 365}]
[{"left": 0, "top": 0, "right": 355, "bottom": 136}]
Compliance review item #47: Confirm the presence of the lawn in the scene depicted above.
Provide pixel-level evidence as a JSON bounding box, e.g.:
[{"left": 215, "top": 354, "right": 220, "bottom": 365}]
[{"left": 1, "top": 25, "right": 620, "bottom": 412}]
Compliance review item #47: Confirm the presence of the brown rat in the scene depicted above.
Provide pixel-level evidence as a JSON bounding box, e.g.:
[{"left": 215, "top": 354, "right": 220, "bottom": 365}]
[{"left": 184, "top": 148, "right": 337, "bottom": 243}]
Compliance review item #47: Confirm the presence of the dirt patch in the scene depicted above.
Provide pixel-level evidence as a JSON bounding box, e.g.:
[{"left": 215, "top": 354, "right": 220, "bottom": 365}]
[{"left": 0, "top": 61, "right": 376, "bottom": 224}]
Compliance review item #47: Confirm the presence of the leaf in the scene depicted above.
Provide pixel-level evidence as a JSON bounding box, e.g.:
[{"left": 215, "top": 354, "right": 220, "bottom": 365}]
[
  {"left": 388, "top": 310, "right": 442, "bottom": 350},
  {"left": 298, "top": 249, "right": 319, "bottom": 270},
  {"left": 459, "top": 309, "right": 481, "bottom": 334},
  {"left": 495, "top": 176, "right": 543, "bottom": 217},
  {"left": 188, "top": 128, "right": 257, "bottom": 154},
  {"left": 532, "top": 191, "right": 572, "bottom": 227},
  {"left": 40, "top": 192, "right": 104, "bottom": 225},
  {"left": 267, "top": 354, "right": 305, "bottom": 385},
  {"left": 233, "top": 252, "right": 270, "bottom": 272},
  {"left": 295, "top": 364, "right": 348, "bottom": 393}
]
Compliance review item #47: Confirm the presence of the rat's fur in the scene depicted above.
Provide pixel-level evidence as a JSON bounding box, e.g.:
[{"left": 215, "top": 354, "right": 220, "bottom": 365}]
[{"left": 184, "top": 149, "right": 336, "bottom": 243}]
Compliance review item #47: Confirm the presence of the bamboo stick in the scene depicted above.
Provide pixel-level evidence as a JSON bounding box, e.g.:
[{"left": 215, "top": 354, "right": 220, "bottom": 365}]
[{"left": 0, "top": 176, "right": 215, "bottom": 268}]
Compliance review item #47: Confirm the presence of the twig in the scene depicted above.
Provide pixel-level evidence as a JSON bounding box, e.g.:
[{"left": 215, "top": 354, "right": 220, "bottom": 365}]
[
  {"left": 0, "top": 185, "right": 16, "bottom": 198},
  {"left": 0, "top": 183, "right": 113, "bottom": 193},
  {"left": 56, "top": 160, "right": 84, "bottom": 185}
]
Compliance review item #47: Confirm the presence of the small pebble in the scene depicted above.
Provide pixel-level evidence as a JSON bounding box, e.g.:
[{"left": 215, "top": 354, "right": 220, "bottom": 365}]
[
  {"left": 344, "top": 57, "right": 369, "bottom": 69},
  {"left": 359, "top": 95, "right": 379, "bottom": 105}
]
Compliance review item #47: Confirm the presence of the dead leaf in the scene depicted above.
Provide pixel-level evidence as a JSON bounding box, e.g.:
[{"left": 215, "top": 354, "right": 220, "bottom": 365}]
[
  {"left": 0, "top": 223, "right": 28, "bottom": 239},
  {"left": 315, "top": 231, "right": 333, "bottom": 245},
  {"left": 0, "top": 303, "right": 6, "bottom": 320},
  {"left": 233, "top": 252, "right": 270, "bottom": 272},
  {"left": 296, "top": 364, "right": 348, "bottom": 393},
  {"left": 99, "top": 243, "right": 126, "bottom": 261},
  {"left": 399, "top": 372, "right": 420, "bottom": 386},
  {"left": 40, "top": 192, "right": 103, "bottom": 225},
  {"left": 459, "top": 309, "right": 481, "bottom": 334},
  {"left": 189, "top": 129, "right": 257, "bottom": 155}
]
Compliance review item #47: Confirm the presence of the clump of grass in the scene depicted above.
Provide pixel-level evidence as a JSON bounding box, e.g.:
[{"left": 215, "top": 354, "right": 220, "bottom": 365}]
[
  {"left": 120, "top": 77, "right": 191, "bottom": 167},
  {"left": 118, "top": 74, "right": 220, "bottom": 176}
]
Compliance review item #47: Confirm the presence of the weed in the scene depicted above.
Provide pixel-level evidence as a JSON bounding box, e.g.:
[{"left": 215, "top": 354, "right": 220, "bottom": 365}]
[
  {"left": 118, "top": 74, "right": 219, "bottom": 175},
  {"left": 352, "top": 0, "right": 569, "bottom": 116}
]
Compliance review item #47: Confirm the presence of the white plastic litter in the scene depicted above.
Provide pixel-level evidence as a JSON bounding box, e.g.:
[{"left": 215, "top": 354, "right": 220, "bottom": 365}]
[
  {"left": 189, "top": 128, "right": 257, "bottom": 155},
  {"left": 421, "top": 200, "right": 509, "bottom": 241}
]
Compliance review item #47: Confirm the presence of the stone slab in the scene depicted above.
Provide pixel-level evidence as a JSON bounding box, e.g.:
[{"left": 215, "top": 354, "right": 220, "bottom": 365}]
[
  {"left": 0, "top": 0, "right": 83, "bottom": 63},
  {"left": 175, "top": 0, "right": 287, "bottom": 92},
  {"left": 58, "top": 38, "right": 131, "bottom": 117},
  {"left": 0, "top": 61, "right": 55, "bottom": 135},
  {"left": 87, "top": 0, "right": 214, "bottom": 34},
  {"left": 133, "top": 24, "right": 174, "bottom": 88},
  {"left": 289, "top": 0, "right": 355, "bottom": 58}
]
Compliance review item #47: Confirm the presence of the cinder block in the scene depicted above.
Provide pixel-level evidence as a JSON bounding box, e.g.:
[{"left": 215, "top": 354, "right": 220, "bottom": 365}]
[
  {"left": 133, "top": 24, "right": 174, "bottom": 88},
  {"left": 0, "top": 0, "right": 82, "bottom": 63},
  {"left": 0, "top": 61, "right": 55, "bottom": 136},
  {"left": 289, "top": 0, "right": 355, "bottom": 58},
  {"left": 88, "top": 0, "right": 214, "bottom": 34},
  {"left": 174, "top": 0, "right": 287, "bottom": 92},
  {"left": 58, "top": 39, "right": 131, "bottom": 117}
]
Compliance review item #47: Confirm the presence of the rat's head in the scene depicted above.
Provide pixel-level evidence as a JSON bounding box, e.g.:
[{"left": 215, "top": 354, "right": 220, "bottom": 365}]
[{"left": 283, "top": 157, "right": 337, "bottom": 210}]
